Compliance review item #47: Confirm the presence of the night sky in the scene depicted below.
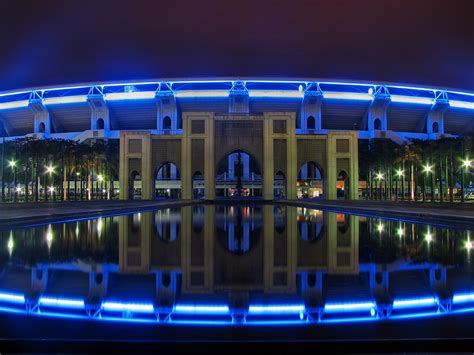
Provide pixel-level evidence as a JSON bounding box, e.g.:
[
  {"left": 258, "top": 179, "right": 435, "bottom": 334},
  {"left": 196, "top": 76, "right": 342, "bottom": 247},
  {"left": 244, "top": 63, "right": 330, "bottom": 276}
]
[{"left": 1, "top": 0, "right": 473, "bottom": 92}]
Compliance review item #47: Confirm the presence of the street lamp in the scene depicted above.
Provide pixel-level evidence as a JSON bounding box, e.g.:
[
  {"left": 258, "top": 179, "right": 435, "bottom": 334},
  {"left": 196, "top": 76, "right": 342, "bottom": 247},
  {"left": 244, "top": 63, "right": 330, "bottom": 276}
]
[
  {"left": 375, "top": 172, "right": 384, "bottom": 200},
  {"left": 463, "top": 158, "right": 472, "bottom": 169},
  {"left": 423, "top": 164, "right": 434, "bottom": 202},
  {"left": 9, "top": 160, "right": 17, "bottom": 202},
  {"left": 395, "top": 169, "right": 403, "bottom": 200},
  {"left": 44, "top": 165, "right": 55, "bottom": 202}
]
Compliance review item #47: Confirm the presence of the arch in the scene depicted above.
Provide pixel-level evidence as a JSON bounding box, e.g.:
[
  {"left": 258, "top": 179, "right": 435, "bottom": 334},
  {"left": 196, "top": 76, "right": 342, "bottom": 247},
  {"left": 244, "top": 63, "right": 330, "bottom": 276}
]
[
  {"left": 192, "top": 205, "right": 205, "bottom": 234},
  {"left": 274, "top": 205, "right": 286, "bottom": 234},
  {"left": 192, "top": 171, "right": 205, "bottom": 199},
  {"left": 274, "top": 171, "right": 286, "bottom": 198},
  {"left": 163, "top": 116, "right": 172, "bottom": 130},
  {"left": 215, "top": 205, "right": 263, "bottom": 254},
  {"left": 297, "top": 208, "right": 324, "bottom": 242},
  {"left": 96, "top": 118, "right": 105, "bottom": 130},
  {"left": 155, "top": 162, "right": 181, "bottom": 199},
  {"left": 129, "top": 170, "right": 141, "bottom": 200},
  {"left": 307, "top": 116, "right": 316, "bottom": 130},
  {"left": 373, "top": 118, "right": 381, "bottom": 130},
  {"left": 297, "top": 162, "right": 324, "bottom": 199},
  {"left": 432, "top": 121, "right": 439, "bottom": 133},
  {"left": 337, "top": 170, "right": 349, "bottom": 200},
  {"left": 154, "top": 209, "right": 180, "bottom": 242},
  {"left": 38, "top": 122, "right": 46, "bottom": 133},
  {"left": 215, "top": 149, "right": 262, "bottom": 197}
]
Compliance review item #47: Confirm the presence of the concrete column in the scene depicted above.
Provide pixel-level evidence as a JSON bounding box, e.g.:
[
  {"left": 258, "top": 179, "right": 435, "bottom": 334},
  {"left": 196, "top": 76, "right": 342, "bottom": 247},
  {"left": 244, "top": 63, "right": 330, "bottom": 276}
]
[
  {"left": 350, "top": 132, "right": 359, "bottom": 200},
  {"left": 287, "top": 114, "right": 298, "bottom": 200},
  {"left": 204, "top": 114, "right": 215, "bottom": 200},
  {"left": 263, "top": 114, "right": 274, "bottom": 200},
  {"left": 181, "top": 114, "right": 192, "bottom": 199},
  {"left": 141, "top": 134, "right": 152, "bottom": 200},
  {"left": 263, "top": 204, "right": 274, "bottom": 290},
  {"left": 326, "top": 134, "right": 337, "bottom": 200},
  {"left": 119, "top": 132, "right": 128, "bottom": 200}
]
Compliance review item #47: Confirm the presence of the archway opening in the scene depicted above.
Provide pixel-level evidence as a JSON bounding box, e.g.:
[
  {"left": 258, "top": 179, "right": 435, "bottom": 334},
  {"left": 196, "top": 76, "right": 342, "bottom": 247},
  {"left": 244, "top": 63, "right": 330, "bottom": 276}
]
[
  {"left": 297, "top": 162, "right": 324, "bottom": 199},
  {"left": 215, "top": 150, "right": 262, "bottom": 197},
  {"left": 129, "top": 170, "right": 141, "bottom": 200},
  {"left": 154, "top": 209, "right": 180, "bottom": 242},
  {"left": 215, "top": 205, "right": 263, "bottom": 254},
  {"left": 337, "top": 170, "right": 349, "bottom": 200},
  {"left": 297, "top": 207, "right": 324, "bottom": 242},
  {"left": 163, "top": 116, "right": 172, "bottom": 130},
  {"left": 155, "top": 162, "right": 181, "bottom": 199},
  {"left": 307, "top": 116, "right": 316, "bottom": 130},
  {"left": 373, "top": 118, "right": 381, "bottom": 130},
  {"left": 38, "top": 122, "right": 46, "bottom": 133},
  {"left": 193, "top": 171, "right": 205, "bottom": 199},
  {"left": 96, "top": 118, "right": 105, "bottom": 130},
  {"left": 274, "top": 171, "right": 286, "bottom": 198},
  {"left": 432, "top": 121, "right": 439, "bottom": 133}
]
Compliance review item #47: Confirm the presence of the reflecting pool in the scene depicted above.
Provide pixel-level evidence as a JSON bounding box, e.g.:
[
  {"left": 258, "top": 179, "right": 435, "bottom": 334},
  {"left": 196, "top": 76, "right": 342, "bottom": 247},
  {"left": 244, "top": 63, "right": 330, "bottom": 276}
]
[{"left": 0, "top": 204, "right": 473, "bottom": 325}]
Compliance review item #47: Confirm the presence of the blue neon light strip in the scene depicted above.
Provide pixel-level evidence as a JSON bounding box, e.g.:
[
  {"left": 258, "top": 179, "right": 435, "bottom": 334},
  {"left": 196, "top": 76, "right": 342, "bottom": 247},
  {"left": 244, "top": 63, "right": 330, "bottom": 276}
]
[
  {"left": 43, "top": 95, "right": 88, "bottom": 105},
  {"left": 392, "top": 296, "right": 437, "bottom": 309},
  {"left": 0, "top": 79, "right": 473, "bottom": 110},
  {"left": 1, "top": 288, "right": 474, "bottom": 326},
  {"left": 104, "top": 92, "right": 155, "bottom": 101},
  {"left": 323, "top": 92, "right": 372, "bottom": 101},
  {"left": 101, "top": 301, "right": 155, "bottom": 313},
  {"left": 39, "top": 296, "right": 85, "bottom": 309},
  {"left": 453, "top": 292, "right": 474, "bottom": 304},
  {"left": 248, "top": 90, "right": 303, "bottom": 98},
  {"left": 323, "top": 301, "right": 375, "bottom": 313},
  {"left": 174, "top": 90, "right": 229, "bottom": 98},
  {"left": 0, "top": 100, "right": 29, "bottom": 110},
  {"left": 390, "top": 95, "right": 434, "bottom": 105},
  {"left": 174, "top": 304, "right": 229, "bottom": 314},
  {"left": 0, "top": 292, "right": 25, "bottom": 304},
  {"left": 248, "top": 304, "right": 305, "bottom": 314}
]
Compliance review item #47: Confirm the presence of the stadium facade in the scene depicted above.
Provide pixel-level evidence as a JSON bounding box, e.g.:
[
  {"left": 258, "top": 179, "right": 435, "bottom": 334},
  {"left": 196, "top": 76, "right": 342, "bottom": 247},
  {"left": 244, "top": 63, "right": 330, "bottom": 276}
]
[{"left": 0, "top": 78, "right": 473, "bottom": 200}]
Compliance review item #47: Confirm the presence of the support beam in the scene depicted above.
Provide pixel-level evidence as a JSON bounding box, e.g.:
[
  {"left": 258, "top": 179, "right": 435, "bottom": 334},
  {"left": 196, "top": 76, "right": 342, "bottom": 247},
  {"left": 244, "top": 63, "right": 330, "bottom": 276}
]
[
  {"left": 367, "top": 86, "right": 390, "bottom": 133},
  {"left": 87, "top": 87, "right": 110, "bottom": 131},
  {"left": 29, "top": 92, "right": 51, "bottom": 135},
  {"left": 228, "top": 81, "right": 249, "bottom": 114},
  {"left": 300, "top": 83, "right": 323, "bottom": 131},
  {"left": 156, "top": 83, "right": 178, "bottom": 133}
]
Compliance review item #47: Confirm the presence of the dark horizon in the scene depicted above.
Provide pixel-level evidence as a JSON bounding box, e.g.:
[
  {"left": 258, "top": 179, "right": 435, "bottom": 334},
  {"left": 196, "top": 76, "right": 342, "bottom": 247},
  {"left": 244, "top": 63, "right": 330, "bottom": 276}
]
[{"left": 1, "top": 0, "right": 474, "bottom": 92}]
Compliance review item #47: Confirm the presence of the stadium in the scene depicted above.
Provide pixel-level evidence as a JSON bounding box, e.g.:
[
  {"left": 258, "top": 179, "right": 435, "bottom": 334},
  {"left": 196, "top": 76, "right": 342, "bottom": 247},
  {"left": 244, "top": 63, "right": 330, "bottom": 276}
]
[{"left": 0, "top": 78, "right": 473, "bottom": 201}]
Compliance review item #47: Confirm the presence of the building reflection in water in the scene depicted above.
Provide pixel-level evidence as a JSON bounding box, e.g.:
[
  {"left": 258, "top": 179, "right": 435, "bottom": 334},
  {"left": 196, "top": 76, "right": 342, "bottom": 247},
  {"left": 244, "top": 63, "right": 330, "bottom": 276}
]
[{"left": 0, "top": 205, "right": 473, "bottom": 323}]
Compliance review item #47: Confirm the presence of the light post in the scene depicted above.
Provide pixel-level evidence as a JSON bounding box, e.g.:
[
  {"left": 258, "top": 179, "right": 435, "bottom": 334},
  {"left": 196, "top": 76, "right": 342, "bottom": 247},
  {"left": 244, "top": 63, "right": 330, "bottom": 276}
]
[
  {"left": 75, "top": 171, "right": 80, "bottom": 201},
  {"left": 97, "top": 174, "right": 104, "bottom": 200},
  {"left": 462, "top": 158, "right": 472, "bottom": 203},
  {"left": 376, "top": 172, "right": 384, "bottom": 200},
  {"left": 395, "top": 169, "right": 403, "bottom": 201},
  {"left": 45, "top": 165, "right": 54, "bottom": 202},
  {"left": 9, "top": 160, "right": 17, "bottom": 202},
  {"left": 423, "top": 164, "right": 432, "bottom": 202}
]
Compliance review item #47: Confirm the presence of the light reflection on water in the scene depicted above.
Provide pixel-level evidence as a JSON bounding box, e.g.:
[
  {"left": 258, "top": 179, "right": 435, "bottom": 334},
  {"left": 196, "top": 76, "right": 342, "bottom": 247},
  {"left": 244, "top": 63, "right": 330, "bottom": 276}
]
[{"left": 0, "top": 204, "right": 473, "bottom": 325}]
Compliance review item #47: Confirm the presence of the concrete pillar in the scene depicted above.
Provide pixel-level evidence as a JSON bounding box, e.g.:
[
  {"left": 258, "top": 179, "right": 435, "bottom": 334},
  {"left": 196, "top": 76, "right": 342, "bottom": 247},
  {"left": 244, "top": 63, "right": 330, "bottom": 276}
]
[
  {"left": 287, "top": 114, "right": 297, "bottom": 200},
  {"left": 119, "top": 132, "right": 128, "bottom": 200},
  {"left": 263, "top": 114, "right": 274, "bottom": 200},
  {"left": 327, "top": 214, "right": 359, "bottom": 274},
  {"left": 88, "top": 95, "right": 110, "bottom": 131},
  {"left": 204, "top": 114, "right": 215, "bottom": 200},
  {"left": 181, "top": 116, "right": 192, "bottom": 199},
  {"left": 300, "top": 92, "right": 322, "bottom": 130},
  {"left": 141, "top": 135, "right": 152, "bottom": 200}
]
